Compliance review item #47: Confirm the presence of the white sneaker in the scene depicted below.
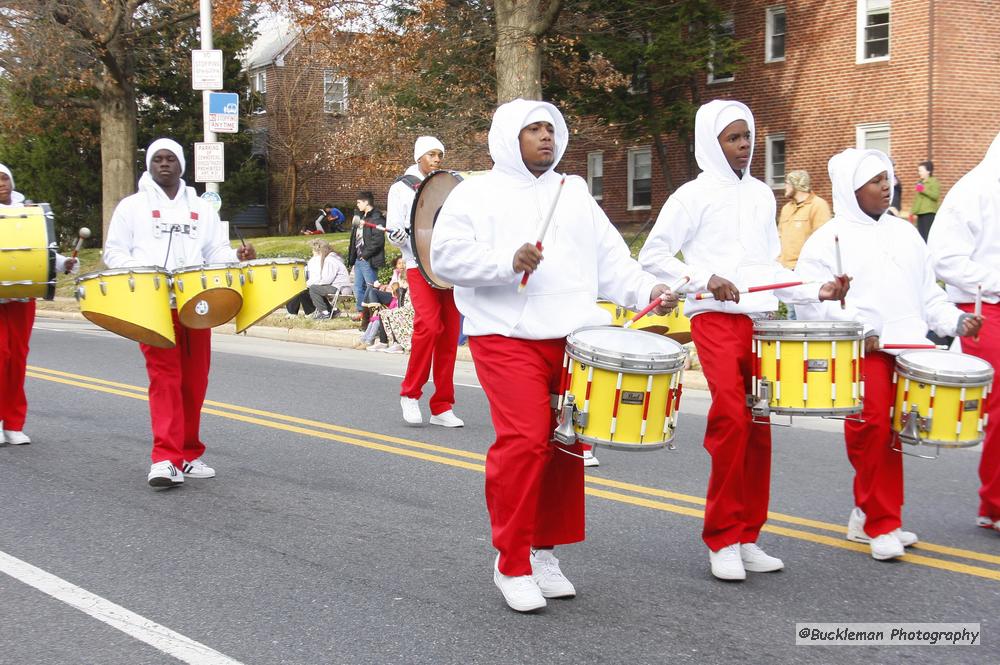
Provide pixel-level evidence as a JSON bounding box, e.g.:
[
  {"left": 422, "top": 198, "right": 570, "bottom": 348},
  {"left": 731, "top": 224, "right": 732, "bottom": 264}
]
[
  {"left": 976, "top": 516, "right": 997, "bottom": 529},
  {"left": 870, "top": 532, "right": 905, "bottom": 560},
  {"left": 147, "top": 461, "right": 184, "bottom": 488},
  {"left": 740, "top": 543, "right": 784, "bottom": 572},
  {"left": 381, "top": 343, "right": 405, "bottom": 354},
  {"left": 494, "top": 555, "right": 546, "bottom": 612},
  {"left": 530, "top": 549, "right": 576, "bottom": 598},
  {"left": 367, "top": 341, "right": 388, "bottom": 351},
  {"left": 3, "top": 430, "right": 31, "bottom": 445},
  {"left": 400, "top": 396, "right": 423, "bottom": 425},
  {"left": 709, "top": 544, "right": 746, "bottom": 581},
  {"left": 284, "top": 312, "right": 298, "bottom": 319},
  {"left": 582, "top": 449, "right": 600, "bottom": 467},
  {"left": 182, "top": 458, "right": 216, "bottom": 479},
  {"left": 429, "top": 410, "right": 464, "bottom": 428},
  {"left": 846, "top": 507, "right": 918, "bottom": 547}
]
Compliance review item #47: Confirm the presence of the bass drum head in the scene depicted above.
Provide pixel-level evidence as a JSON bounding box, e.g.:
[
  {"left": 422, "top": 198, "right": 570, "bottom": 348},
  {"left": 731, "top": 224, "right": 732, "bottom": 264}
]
[{"left": 410, "top": 170, "right": 461, "bottom": 290}]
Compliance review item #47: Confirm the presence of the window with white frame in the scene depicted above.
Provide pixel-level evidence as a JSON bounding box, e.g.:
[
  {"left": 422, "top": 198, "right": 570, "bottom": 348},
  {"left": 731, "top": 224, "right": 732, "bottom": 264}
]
[
  {"left": 628, "top": 147, "right": 652, "bottom": 209},
  {"left": 251, "top": 69, "right": 267, "bottom": 113},
  {"left": 587, "top": 152, "right": 604, "bottom": 200},
  {"left": 765, "top": 134, "right": 786, "bottom": 188},
  {"left": 708, "top": 16, "right": 736, "bottom": 83},
  {"left": 857, "top": 0, "right": 890, "bottom": 63},
  {"left": 323, "top": 70, "right": 348, "bottom": 114},
  {"left": 856, "top": 122, "right": 890, "bottom": 155},
  {"left": 765, "top": 7, "right": 786, "bottom": 62}
]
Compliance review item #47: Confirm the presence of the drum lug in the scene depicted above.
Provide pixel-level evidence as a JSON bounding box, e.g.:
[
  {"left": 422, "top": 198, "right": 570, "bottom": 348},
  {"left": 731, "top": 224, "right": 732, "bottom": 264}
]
[
  {"left": 99, "top": 280, "right": 107, "bottom": 296},
  {"left": 553, "top": 394, "right": 578, "bottom": 445},
  {"left": 128, "top": 275, "right": 135, "bottom": 292},
  {"left": 748, "top": 380, "right": 772, "bottom": 417},
  {"left": 175, "top": 277, "right": 184, "bottom": 293},
  {"left": 153, "top": 275, "right": 162, "bottom": 290},
  {"left": 271, "top": 265, "right": 278, "bottom": 281},
  {"left": 898, "top": 406, "right": 931, "bottom": 444},
  {"left": 293, "top": 266, "right": 301, "bottom": 281},
  {"left": 226, "top": 271, "right": 233, "bottom": 287},
  {"left": 246, "top": 268, "right": 254, "bottom": 284},
  {"left": 75, "top": 286, "right": 85, "bottom": 301},
  {"left": 201, "top": 273, "right": 208, "bottom": 289}
]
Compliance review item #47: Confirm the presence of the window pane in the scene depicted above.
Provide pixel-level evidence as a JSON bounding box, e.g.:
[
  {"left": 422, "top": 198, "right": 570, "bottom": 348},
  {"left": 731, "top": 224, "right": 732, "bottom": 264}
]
[
  {"left": 771, "top": 139, "right": 786, "bottom": 185},
  {"left": 770, "top": 10, "right": 786, "bottom": 60},
  {"left": 863, "top": 128, "right": 890, "bottom": 154},
  {"left": 634, "top": 151, "right": 651, "bottom": 180},
  {"left": 592, "top": 177, "right": 603, "bottom": 199},
  {"left": 629, "top": 149, "right": 652, "bottom": 208},
  {"left": 865, "top": 10, "right": 889, "bottom": 58},
  {"left": 633, "top": 179, "right": 651, "bottom": 207}
]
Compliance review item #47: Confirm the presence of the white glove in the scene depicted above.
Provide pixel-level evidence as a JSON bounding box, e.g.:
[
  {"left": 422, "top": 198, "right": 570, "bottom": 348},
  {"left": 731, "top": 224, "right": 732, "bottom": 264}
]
[{"left": 388, "top": 228, "right": 408, "bottom": 244}]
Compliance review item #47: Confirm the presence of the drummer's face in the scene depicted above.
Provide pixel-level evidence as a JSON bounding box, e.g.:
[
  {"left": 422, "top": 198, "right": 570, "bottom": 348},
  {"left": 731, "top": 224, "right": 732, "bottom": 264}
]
[
  {"left": 417, "top": 150, "right": 442, "bottom": 177},
  {"left": 0, "top": 172, "right": 10, "bottom": 204},
  {"left": 519, "top": 121, "right": 555, "bottom": 177},
  {"left": 855, "top": 171, "right": 891, "bottom": 218},
  {"left": 150, "top": 150, "right": 182, "bottom": 189}
]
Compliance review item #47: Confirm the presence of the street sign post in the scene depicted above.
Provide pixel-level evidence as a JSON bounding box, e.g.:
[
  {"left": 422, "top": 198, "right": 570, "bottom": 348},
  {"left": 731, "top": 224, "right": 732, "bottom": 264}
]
[
  {"left": 194, "top": 142, "right": 225, "bottom": 183},
  {"left": 192, "top": 49, "right": 224, "bottom": 90},
  {"left": 208, "top": 92, "right": 239, "bottom": 133}
]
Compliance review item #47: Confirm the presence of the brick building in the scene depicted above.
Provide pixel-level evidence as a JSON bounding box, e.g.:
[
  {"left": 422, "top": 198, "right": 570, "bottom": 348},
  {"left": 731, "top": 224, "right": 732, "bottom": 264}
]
[{"left": 562, "top": 0, "right": 1000, "bottom": 227}]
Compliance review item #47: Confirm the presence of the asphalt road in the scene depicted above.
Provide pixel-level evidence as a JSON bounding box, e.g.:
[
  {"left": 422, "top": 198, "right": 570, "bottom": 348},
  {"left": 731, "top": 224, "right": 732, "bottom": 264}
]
[{"left": 1, "top": 317, "right": 996, "bottom": 665}]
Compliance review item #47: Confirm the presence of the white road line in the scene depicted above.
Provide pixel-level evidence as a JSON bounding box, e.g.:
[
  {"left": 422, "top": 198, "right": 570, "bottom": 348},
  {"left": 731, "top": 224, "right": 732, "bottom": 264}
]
[{"left": 0, "top": 550, "right": 244, "bottom": 665}]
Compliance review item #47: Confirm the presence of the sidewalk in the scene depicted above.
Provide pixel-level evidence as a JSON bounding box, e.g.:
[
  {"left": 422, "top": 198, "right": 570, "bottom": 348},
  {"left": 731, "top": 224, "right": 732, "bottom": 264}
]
[{"left": 35, "top": 299, "right": 708, "bottom": 390}]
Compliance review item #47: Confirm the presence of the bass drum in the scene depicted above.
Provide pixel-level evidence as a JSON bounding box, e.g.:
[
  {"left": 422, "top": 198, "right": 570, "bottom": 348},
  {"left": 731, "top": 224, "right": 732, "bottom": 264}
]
[{"left": 409, "top": 170, "right": 487, "bottom": 289}]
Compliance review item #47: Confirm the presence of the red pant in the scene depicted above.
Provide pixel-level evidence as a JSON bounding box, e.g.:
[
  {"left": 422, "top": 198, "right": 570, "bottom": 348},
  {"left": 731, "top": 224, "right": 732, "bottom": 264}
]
[
  {"left": 0, "top": 300, "right": 35, "bottom": 431},
  {"left": 400, "top": 268, "right": 461, "bottom": 415},
  {"left": 469, "top": 335, "right": 585, "bottom": 576},
  {"left": 844, "top": 351, "right": 904, "bottom": 537},
  {"left": 958, "top": 302, "right": 1000, "bottom": 520},
  {"left": 691, "top": 313, "right": 772, "bottom": 551},
  {"left": 140, "top": 312, "right": 211, "bottom": 466}
]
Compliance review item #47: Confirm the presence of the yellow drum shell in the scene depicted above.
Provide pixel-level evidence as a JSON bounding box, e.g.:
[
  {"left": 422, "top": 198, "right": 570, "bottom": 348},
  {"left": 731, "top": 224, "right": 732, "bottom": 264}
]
[
  {"left": 172, "top": 263, "right": 244, "bottom": 329},
  {"left": 891, "top": 350, "right": 994, "bottom": 449},
  {"left": 75, "top": 267, "right": 174, "bottom": 348},
  {"left": 563, "top": 326, "right": 687, "bottom": 451},
  {"left": 236, "top": 259, "right": 306, "bottom": 333},
  {"left": 0, "top": 205, "right": 55, "bottom": 300},
  {"left": 632, "top": 300, "right": 692, "bottom": 344},
  {"left": 596, "top": 300, "right": 631, "bottom": 327},
  {"left": 753, "top": 321, "right": 864, "bottom": 416}
]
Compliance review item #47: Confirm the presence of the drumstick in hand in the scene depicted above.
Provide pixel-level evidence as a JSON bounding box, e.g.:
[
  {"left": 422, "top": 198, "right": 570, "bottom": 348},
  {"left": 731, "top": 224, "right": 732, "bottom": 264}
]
[
  {"left": 834, "top": 235, "right": 846, "bottom": 310},
  {"left": 353, "top": 218, "right": 390, "bottom": 233},
  {"left": 71, "top": 227, "right": 91, "bottom": 259},
  {"left": 692, "top": 280, "right": 815, "bottom": 301},
  {"left": 975, "top": 284, "right": 983, "bottom": 342},
  {"left": 518, "top": 176, "right": 566, "bottom": 293},
  {"left": 624, "top": 276, "right": 690, "bottom": 328}
]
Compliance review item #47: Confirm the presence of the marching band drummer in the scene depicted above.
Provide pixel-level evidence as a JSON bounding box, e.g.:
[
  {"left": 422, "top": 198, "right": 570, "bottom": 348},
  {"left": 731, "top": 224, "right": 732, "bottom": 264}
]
[
  {"left": 0, "top": 164, "right": 78, "bottom": 446},
  {"left": 795, "top": 148, "right": 982, "bottom": 560},
  {"left": 638, "top": 100, "right": 849, "bottom": 582},
  {"left": 926, "top": 132, "right": 1000, "bottom": 533},
  {"left": 103, "top": 138, "right": 256, "bottom": 489},
  {"left": 431, "top": 99, "right": 678, "bottom": 613}
]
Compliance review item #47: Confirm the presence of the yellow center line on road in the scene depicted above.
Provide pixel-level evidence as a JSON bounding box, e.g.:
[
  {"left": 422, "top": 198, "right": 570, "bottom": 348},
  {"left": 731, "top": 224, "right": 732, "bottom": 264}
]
[{"left": 26, "top": 364, "right": 1000, "bottom": 578}]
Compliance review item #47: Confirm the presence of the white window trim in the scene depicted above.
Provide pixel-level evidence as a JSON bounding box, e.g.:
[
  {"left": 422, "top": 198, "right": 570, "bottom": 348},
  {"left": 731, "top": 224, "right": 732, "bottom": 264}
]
[
  {"left": 587, "top": 151, "right": 604, "bottom": 200},
  {"left": 255, "top": 69, "right": 267, "bottom": 93},
  {"left": 855, "top": 122, "right": 891, "bottom": 154},
  {"left": 765, "top": 134, "right": 786, "bottom": 190},
  {"left": 323, "top": 70, "right": 349, "bottom": 114},
  {"left": 707, "top": 16, "right": 736, "bottom": 84},
  {"left": 856, "top": 0, "right": 891, "bottom": 64},
  {"left": 627, "top": 147, "right": 652, "bottom": 211},
  {"left": 765, "top": 6, "right": 786, "bottom": 63}
]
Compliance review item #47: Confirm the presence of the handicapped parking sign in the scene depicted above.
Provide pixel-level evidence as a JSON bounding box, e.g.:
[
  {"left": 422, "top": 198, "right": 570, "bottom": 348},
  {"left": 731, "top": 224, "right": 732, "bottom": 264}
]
[{"left": 208, "top": 92, "right": 239, "bottom": 133}]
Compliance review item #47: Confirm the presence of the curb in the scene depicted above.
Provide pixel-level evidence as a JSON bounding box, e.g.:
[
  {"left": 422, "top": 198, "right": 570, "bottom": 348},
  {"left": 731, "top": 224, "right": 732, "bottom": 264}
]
[{"left": 35, "top": 303, "right": 708, "bottom": 390}]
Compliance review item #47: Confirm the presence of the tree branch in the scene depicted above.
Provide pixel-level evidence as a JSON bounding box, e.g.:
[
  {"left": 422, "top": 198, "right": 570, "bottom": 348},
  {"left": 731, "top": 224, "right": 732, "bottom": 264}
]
[{"left": 529, "top": 0, "right": 562, "bottom": 36}]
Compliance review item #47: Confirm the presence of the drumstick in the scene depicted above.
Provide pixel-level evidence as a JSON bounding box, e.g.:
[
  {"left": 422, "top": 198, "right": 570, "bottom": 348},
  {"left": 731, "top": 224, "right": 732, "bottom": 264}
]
[
  {"left": 233, "top": 224, "right": 247, "bottom": 249},
  {"left": 623, "top": 276, "right": 690, "bottom": 328},
  {"left": 975, "top": 284, "right": 982, "bottom": 342},
  {"left": 71, "top": 227, "right": 91, "bottom": 260},
  {"left": 834, "top": 234, "right": 846, "bottom": 310},
  {"left": 518, "top": 175, "right": 566, "bottom": 293},
  {"left": 880, "top": 343, "right": 949, "bottom": 350},
  {"left": 692, "top": 280, "right": 815, "bottom": 301},
  {"left": 352, "top": 218, "right": 391, "bottom": 233}
]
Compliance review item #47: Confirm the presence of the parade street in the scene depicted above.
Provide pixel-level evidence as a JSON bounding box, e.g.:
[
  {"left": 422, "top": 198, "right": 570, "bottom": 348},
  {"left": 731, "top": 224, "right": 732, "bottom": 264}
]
[{"left": 1, "top": 316, "right": 995, "bottom": 665}]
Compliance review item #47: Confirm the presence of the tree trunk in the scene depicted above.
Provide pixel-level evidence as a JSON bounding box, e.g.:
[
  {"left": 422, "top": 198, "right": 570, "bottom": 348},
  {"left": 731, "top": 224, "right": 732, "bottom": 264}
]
[
  {"left": 494, "top": 0, "right": 561, "bottom": 103},
  {"left": 99, "top": 76, "right": 138, "bottom": 241},
  {"left": 284, "top": 164, "right": 298, "bottom": 235}
]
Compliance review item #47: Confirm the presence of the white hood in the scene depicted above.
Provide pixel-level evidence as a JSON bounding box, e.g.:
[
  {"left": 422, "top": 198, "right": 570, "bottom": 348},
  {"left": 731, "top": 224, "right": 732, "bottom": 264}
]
[
  {"left": 694, "top": 100, "right": 755, "bottom": 184},
  {"left": 488, "top": 99, "right": 568, "bottom": 181},
  {"left": 827, "top": 148, "right": 894, "bottom": 225}
]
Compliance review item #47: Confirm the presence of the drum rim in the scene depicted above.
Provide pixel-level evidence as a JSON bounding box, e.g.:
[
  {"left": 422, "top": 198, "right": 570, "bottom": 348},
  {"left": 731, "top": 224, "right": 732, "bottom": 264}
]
[
  {"left": 753, "top": 320, "right": 864, "bottom": 340},
  {"left": 240, "top": 258, "right": 306, "bottom": 267},
  {"left": 173, "top": 262, "right": 243, "bottom": 273},
  {"left": 566, "top": 326, "right": 687, "bottom": 373},
  {"left": 75, "top": 266, "right": 171, "bottom": 282},
  {"left": 574, "top": 432, "right": 671, "bottom": 450},
  {"left": 409, "top": 169, "right": 461, "bottom": 290},
  {"left": 765, "top": 404, "right": 863, "bottom": 416},
  {"left": 895, "top": 351, "right": 994, "bottom": 385},
  {"left": 896, "top": 433, "right": 983, "bottom": 449}
]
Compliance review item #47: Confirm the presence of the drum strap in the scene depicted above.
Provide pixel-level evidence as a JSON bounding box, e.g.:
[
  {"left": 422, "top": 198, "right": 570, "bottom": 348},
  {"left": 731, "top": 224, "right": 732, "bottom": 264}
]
[{"left": 393, "top": 174, "right": 422, "bottom": 192}]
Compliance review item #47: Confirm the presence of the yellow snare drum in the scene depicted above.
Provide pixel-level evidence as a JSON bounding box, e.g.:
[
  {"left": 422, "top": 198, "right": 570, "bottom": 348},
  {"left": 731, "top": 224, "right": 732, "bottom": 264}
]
[
  {"left": 892, "top": 350, "right": 994, "bottom": 450},
  {"left": 0, "top": 204, "right": 56, "bottom": 300},
  {"left": 172, "top": 263, "right": 243, "bottom": 329},
  {"left": 751, "top": 320, "right": 864, "bottom": 417},
  {"left": 236, "top": 258, "right": 306, "bottom": 333},
  {"left": 75, "top": 267, "right": 174, "bottom": 348},
  {"left": 554, "top": 326, "right": 688, "bottom": 451},
  {"left": 632, "top": 300, "right": 692, "bottom": 344},
  {"left": 596, "top": 300, "right": 631, "bottom": 326}
]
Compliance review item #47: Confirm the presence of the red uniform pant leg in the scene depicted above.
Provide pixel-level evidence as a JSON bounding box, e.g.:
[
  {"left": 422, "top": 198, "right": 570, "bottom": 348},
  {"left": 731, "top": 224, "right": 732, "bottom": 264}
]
[
  {"left": 844, "top": 351, "right": 903, "bottom": 537},
  {"left": 958, "top": 303, "right": 1000, "bottom": 521},
  {"left": 140, "top": 312, "right": 212, "bottom": 466},
  {"left": 691, "top": 313, "right": 772, "bottom": 551},
  {"left": 469, "top": 335, "right": 584, "bottom": 577},
  {"left": 401, "top": 268, "right": 460, "bottom": 415},
  {"left": 0, "top": 300, "right": 35, "bottom": 430}
]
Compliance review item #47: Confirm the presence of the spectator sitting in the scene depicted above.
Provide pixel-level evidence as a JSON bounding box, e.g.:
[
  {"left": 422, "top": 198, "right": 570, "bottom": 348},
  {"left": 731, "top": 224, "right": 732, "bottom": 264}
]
[
  {"left": 286, "top": 239, "right": 332, "bottom": 317},
  {"left": 358, "top": 281, "right": 405, "bottom": 352}
]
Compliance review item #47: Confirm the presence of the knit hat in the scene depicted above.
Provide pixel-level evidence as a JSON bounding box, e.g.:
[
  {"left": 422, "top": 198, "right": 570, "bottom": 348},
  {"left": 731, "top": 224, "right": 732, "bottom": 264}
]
[
  {"left": 145, "top": 138, "right": 186, "bottom": 175},
  {"left": 413, "top": 136, "right": 445, "bottom": 163},
  {"left": 786, "top": 170, "right": 811, "bottom": 192}
]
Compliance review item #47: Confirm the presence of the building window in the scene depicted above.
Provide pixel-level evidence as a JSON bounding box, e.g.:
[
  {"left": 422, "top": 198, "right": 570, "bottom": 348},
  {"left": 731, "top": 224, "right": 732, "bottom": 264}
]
[
  {"left": 766, "top": 134, "right": 786, "bottom": 189},
  {"left": 627, "top": 147, "right": 652, "bottom": 210},
  {"left": 251, "top": 69, "right": 267, "bottom": 113},
  {"left": 856, "top": 123, "right": 890, "bottom": 155},
  {"left": 708, "top": 16, "right": 736, "bottom": 83},
  {"left": 765, "top": 7, "right": 786, "bottom": 62},
  {"left": 587, "top": 152, "right": 604, "bottom": 200},
  {"left": 857, "top": 0, "right": 890, "bottom": 63},
  {"left": 323, "top": 70, "right": 348, "bottom": 114}
]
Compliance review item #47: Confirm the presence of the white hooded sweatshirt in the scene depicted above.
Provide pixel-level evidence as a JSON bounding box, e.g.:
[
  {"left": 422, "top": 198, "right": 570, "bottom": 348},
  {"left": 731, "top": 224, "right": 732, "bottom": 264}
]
[
  {"left": 638, "top": 100, "right": 820, "bottom": 317},
  {"left": 795, "top": 149, "right": 962, "bottom": 348},
  {"left": 104, "top": 172, "right": 237, "bottom": 271},
  {"left": 927, "top": 131, "right": 1000, "bottom": 304},
  {"left": 430, "top": 99, "right": 659, "bottom": 340},
  {"left": 385, "top": 163, "right": 426, "bottom": 269}
]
